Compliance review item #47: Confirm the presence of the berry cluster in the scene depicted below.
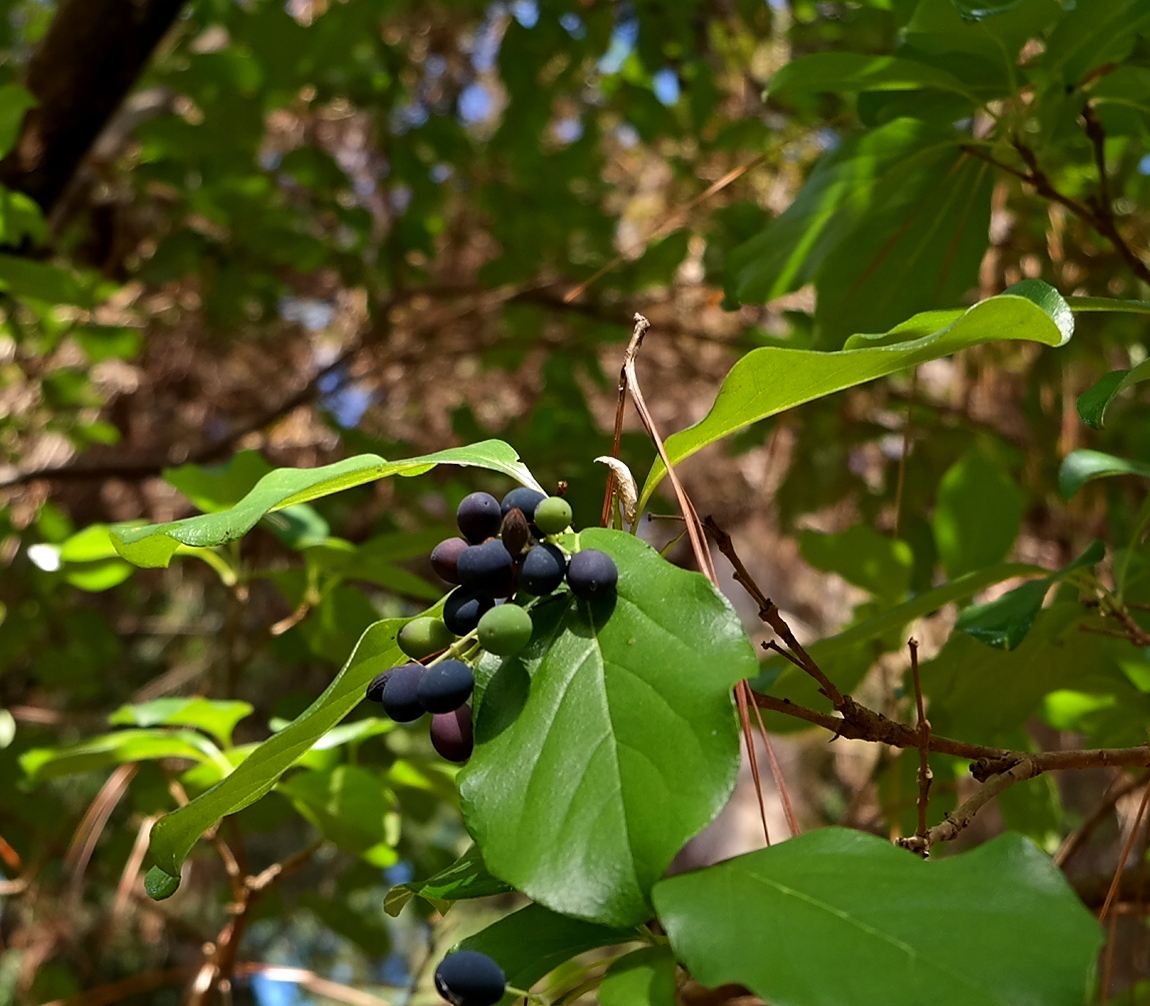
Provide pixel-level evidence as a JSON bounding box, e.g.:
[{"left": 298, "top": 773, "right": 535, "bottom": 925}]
[{"left": 363, "top": 485, "right": 618, "bottom": 763}]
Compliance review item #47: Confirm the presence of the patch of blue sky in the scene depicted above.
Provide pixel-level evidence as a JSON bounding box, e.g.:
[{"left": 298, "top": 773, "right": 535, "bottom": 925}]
[
  {"left": 251, "top": 973, "right": 306, "bottom": 1006},
  {"left": 1139, "top": 153, "right": 1150, "bottom": 175},
  {"left": 458, "top": 81, "right": 492, "bottom": 124},
  {"left": 553, "top": 117, "right": 583, "bottom": 144},
  {"left": 511, "top": 0, "right": 538, "bottom": 28},
  {"left": 598, "top": 9, "right": 639, "bottom": 74},
  {"left": 560, "top": 12, "right": 586, "bottom": 39},
  {"left": 652, "top": 67, "right": 680, "bottom": 106}
]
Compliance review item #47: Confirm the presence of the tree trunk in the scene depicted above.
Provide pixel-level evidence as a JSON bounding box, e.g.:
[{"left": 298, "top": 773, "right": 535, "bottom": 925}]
[{"left": 0, "top": 0, "right": 187, "bottom": 214}]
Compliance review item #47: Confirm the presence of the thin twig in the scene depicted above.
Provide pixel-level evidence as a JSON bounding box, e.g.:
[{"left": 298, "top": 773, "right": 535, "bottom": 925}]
[
  {"left": 1100, "top": 783, "right": 1150, "bottom": 922},
  {"left": 1056, "top": 770, "right": 1150, "bottom": 868},
  {"left": 920, "top": 758, "right": 1041, "bottom": 848},
  {"left": 908, "top": 639, "right": 933, "bottom": 846}
]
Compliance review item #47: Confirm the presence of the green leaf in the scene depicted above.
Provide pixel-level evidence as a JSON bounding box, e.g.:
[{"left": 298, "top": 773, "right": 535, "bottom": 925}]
[
  {"left": 955, "top": 541, "right": 1104, "bottom": 650},
  {"left": 599, "top": 946, "right": 678, "bottom": 1006},
  {"left": 1076, "top": 360, "right": 1150, "bottom": 430},
  {"left": 0, "top": 85, "right": 36, "bottom": 158},
  {"left": 144, "top": 866, "right": 180, "bottom": 901},
  {"left": 954, "top": 579, "right": 1051, "bottom": 651},
  {"left": 108, "top": 697, "right": 254, "bottom": 747},
  {"left": 460, "top": 528, "right": 753, "bottom": 927},
  {"left": 456, "top": 903, "right": 637, "bottom": 992},
  {"left": 726, "top": 119, "right": 955, "bottom": 305},
  {"left": 753, "top": 561, "right": 1051, "bottom": 719},
  {"left": 1067, "top": 296, "right": 1150, "bottom": 315},
  {"left": 0, "top": 254, "right": 89, "bottom": 306},
  {"left": 147, "top": 617, "right": 404, "bottom": 876},
  {"left": 114, "top": 440, "right": 540, "bottom": 568},
  {"left": 769, "top": 53, "right": 977, "bottom": 102},
  {"left": 163, "top": 451, "right": 275, "bottom": 512},
  {"left": 641, "top": 283, "right": 1072, "bottom": 510},
  {"left": 385, "top": 844, "right": 512, "bottom": 917},
  {"left": 262, "top": 504, "right": 329, "bottom": 550},
  {"left": 277, "top": 765, "right": 394, "bottom": 861},
  {"left": 1059, "top": 449, "right": 1150, "bottom": 499},
  {"left": 933, "top": 452, "right": 1024, "bottom": 579},
  {"left": 70, "top": 324, "right": 143, "bottom": 363},
  {"left": 20, "top": 729, "right": 222, "bottom": 785},
  {"left": 799, "top": 524, "right": 913, "bottom": 602},
  {"left": 653, "top": 829, "right": 1101, "bottom": 1006}
]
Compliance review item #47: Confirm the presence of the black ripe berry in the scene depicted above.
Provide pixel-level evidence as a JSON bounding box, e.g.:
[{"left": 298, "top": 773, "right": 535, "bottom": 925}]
[
  {"left": 500, "top": 487, "right": 546, "bottom": 521},
  {"left": 434, "top": 950, "right": 507, "bottom": 1006},
  {"left": 456, "top": 492, "right": 502, "bottom": 544},
  {"left": 381, "top": 663, "right": 427, "bottom": 722},
  {"left": 417, "top": 659, "right": 475, "bottom": 713},
  {"left": 365, "top": 667, "right": 397, "bottom": 704},
  {"left": 430, "top": 705, "right": 473, "bottom": 763},
  {"left": 520, "top": 543, "right": 567, "bottom": 595},
  {"left": 567, "top": 549, "right": 618, "bottom": 600},
  {"left": 431, "top": 537, "right": 469, "bottom": 584},
  {"left": 456, "top": 539, "right": 514, "bottom": 597},
  {"left": 443, "top": 587, "right": 495, "bottom": 635}
]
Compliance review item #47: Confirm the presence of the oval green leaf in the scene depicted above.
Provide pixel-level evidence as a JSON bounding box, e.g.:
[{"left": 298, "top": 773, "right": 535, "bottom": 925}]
[
  {"left": 148, "top": 617, "right": 404, "bottom": 876},
  {"left": 111, "top": 440, "right": 540, "bottom": 568},
  {"left": 460, "top": 528, "right": 754, "bottom": 928},
  {"left": 653, "top": 829, "right": 1101, "bottom": 1006},
  {"left": 1059, "top": 448, "right": 1150, "bottom": 499},
  {"left": 640, "top": 283, "right": 1072, "bottom": 510},
  {"left": 1076, "top": 359, "right": 1150, "bottom": 429}
]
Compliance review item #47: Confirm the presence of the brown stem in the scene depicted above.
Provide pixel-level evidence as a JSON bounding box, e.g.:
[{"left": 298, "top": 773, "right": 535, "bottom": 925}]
[
  {"left": 908, "top": 639, "right": 933, "bottom": 846},
  {"left": 1056, "top": 770, "right": 1150, "bottom": 868}
]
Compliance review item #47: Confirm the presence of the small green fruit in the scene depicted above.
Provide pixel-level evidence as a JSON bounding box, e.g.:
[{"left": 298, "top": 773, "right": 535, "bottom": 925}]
[
  {"left": 477, "top": 603, "right": 533, "bottom": 656},
  {"left": 533, "top": 496, "right": 573, "bottom": 535},
  {"left": 398, "top": 616, "right": 455, "bottom": 658}
]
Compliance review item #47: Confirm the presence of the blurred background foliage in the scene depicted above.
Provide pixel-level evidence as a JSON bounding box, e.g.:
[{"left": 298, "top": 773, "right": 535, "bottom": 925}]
[{"left": 2, "top": 0, "right": 1150, "bottom": 1002}]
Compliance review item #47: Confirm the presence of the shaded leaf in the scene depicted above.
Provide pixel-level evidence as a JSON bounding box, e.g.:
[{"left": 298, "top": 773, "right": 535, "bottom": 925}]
[
  {"left": 0, "top": 85, "right": 36, "bottom": 158},
  {"left": 933, "top": 451, "right": 1024, "bottom": 579},
  {"left": 277, "top": 764, "right": 394, "bottom": 862},
  {"left": 461, "top": 528, "right": 752, "bottom": 927},
  {"left": 385, "top": 843, "right": 513, "bottom": 917},
  {"left": 1076, "top": 360, "right": 1150, "bottom": 430},
  {"left": 456, "top": 903, "right": 637, "bottom": 992},
  {"left": 769, "top": 53, "right": 977, "bottom": 101},
  {"left": 1059, "top": 449, "right": 1150, "bottom": 499},
  {"left": 653, "top": 829, "right": 1100, "bottom": 1006},
  {"left": 599, "top": 946, "right": 678, "bottom": 1006}
]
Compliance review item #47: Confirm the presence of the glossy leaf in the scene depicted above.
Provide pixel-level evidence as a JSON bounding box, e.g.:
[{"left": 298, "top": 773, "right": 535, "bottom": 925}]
[
  {"left": 456, "top": 903, "right": 637, "bottom": 992},
  {"left": 144, "top": 866, "right": 180, "bottom": 901},
  {"left": 1059, "top": 449, "right": 1150, "bottom": 499},
  {"left": 385, "top": 843, "right": 513, "bottom": 917},
  {"left": 653, "top": 829, "right": 1101, "bottom": 1006},
  {"left": 109, "top": 697, "right": 254, "bottom": 747},
  {"left": 147, "top": 617, "right": 404, "bottom": 878},
  {"left": 641, "top": 283, "right": 1072, "bottom": 510},
  {"left": 113, "top": 440, "right": 541, "bottom": 567},
  {"left": 1077, "top": 360, "right": 1150, "bottom": 429},
  {"left": 933, "top": 452, "right": 1024, "bottom": 579},
  {"left": 461, "top": 528, "right": 753, "bottom": 927},
  {"left": 599, "top": 946, "right": 678, "bottom": 1006}
]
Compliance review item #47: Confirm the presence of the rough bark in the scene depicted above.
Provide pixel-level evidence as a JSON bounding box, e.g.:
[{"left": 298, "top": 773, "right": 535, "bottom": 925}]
[{"left": 0, "top": 0, "right": 187, "bottom": 214}]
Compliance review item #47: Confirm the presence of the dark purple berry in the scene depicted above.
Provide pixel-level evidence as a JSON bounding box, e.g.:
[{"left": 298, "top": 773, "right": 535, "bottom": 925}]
[
  {"left": 500, "top": 487, "right": 546, "bottom": 521},
  {"left": 443, "top": 587, "right": 495, "bottom": 635},
  {"left": 434, "top": 949, "right": 505, "bottom": 1006},
  {"left": 430, "top": 706, "right": 474, "bottom": 763},
  {"left": 566, "top": 549, "right": 618, "bottom": 600},
  {"left": 456, "top": 492, "right": 502, "bottom": 544},
  {"left": 520, "top": 543, "right": 567, "bottom": 595},
  {"left": 431, "top": 537, "right": 469, "bottom": 584},
  {"left": 456, "top": 539, "right": 514, "bottom": 597},
  {"left": 381, "top": 663, "right": 426, "bottom": 722},
  {"left": 365, "top": 667, "right": 397, "bottom": 704},
  {"left": 417, "top": 659, "right": 475, "bottom": 713}
]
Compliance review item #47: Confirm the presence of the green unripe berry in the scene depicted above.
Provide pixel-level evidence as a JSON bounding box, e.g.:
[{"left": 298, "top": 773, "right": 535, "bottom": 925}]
[
  {"left": 533, "top": 496, "right": 573, "bottom": 535},
  {"left": 398, "top": 616, "right": 455, "bottom": 658},
  {"left": 477, "top": 603, "right": 533, "bottom": 656}
]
